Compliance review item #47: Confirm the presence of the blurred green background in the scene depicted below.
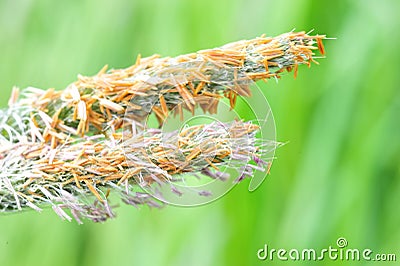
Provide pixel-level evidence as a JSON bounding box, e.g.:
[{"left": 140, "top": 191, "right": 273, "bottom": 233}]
[{"left": 0, "top": 0, "right": 399, "bottom": 265}]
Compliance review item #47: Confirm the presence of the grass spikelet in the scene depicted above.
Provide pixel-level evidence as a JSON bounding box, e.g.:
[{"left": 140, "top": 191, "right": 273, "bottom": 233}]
[{"left": 0, "top": 31, "right": 327, "bottom": 222}]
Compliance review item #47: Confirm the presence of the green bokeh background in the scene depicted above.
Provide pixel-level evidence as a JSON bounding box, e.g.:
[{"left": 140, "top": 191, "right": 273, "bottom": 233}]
[{"left": 0, "top": 0, "right": 399, "bottom": 265}]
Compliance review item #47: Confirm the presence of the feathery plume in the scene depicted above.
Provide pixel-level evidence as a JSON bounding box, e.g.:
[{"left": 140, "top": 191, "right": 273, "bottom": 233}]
[{"left": 0, "top": 31, "right": 326, "bottom": 222}]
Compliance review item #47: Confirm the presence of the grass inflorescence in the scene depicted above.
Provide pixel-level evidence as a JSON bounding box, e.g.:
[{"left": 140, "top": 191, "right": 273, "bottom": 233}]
[{"left": 0, "top": 31, "right": 326, "bottom": 223}]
